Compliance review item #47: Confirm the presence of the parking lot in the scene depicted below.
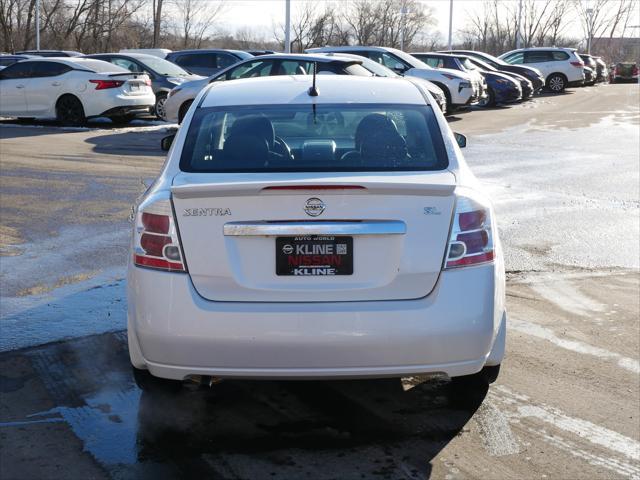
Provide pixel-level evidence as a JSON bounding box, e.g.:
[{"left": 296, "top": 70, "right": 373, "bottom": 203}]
[{"left": 1, "top": 83, "right": 639, "bottom": 479}]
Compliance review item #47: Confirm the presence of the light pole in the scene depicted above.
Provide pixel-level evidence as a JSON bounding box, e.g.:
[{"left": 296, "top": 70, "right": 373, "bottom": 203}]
[
  {"left": 516, "top": 0, "right": 523, "bottom": 49},
  {"left": 447, "top": 0, "right": 453, "bottom": 50},
  {"left": 400, "top": 6, "right": 408, "bottom": 51},
  {"left": 35, "top": 0, "right": 40, "bottom": 50},
  {"left": 284, "top": 0, "right": 291, "bottom": 53},
  {"left": 586, "top": 7, "right": 594, "bottom": 54}
]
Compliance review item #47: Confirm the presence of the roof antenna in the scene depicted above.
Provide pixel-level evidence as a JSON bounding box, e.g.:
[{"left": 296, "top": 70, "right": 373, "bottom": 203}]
[{"left": 308, "top": 62, "right": 319, "bottom": 97}]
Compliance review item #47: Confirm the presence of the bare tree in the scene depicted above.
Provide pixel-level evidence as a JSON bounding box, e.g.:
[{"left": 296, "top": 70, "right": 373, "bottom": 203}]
[
  {"left": 170, "top": 0, "right": 224, "bottom": 49},
  {"left": 342, "top": 0, "right": 436, "bottom": 49}
]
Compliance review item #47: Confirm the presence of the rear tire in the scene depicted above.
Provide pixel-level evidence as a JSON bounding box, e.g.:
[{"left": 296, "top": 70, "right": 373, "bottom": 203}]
[
  {"left": 546, "top": 73, "right": 566, "bottom": 93},
  {"left": 56, "top": 95, "right": 86, "bottom": 126},
  {"left": 132, "top": 366, "right": 182, "bottom": 393},
  {"left": 451, "top": 365, "right": 501, "bottom": 390},
  {"left": 178, "top": 100, "right": 193, "bottom": 124},
  {"left": 154, "top": 92, "right": 168, "bottom": 120}
]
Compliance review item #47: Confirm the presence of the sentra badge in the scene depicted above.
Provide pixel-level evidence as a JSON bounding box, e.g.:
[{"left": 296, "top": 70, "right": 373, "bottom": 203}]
[{"left": 183, "top": 208, "right": 231, "bottom": 216}]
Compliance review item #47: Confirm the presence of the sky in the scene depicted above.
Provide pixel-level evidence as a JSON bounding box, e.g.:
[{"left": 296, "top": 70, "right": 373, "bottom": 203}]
[
  {"left": 214, "top": 0, "right": 640, "bottom": 44},
  {"left": 217, "top": 0, "right": 483, "bottom": 41}
]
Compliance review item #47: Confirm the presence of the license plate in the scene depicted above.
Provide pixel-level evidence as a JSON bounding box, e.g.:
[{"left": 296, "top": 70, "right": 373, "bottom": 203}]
[
  {"left": 276, "top": 236, "right": 353, "bottom": 276},
  {"left": 130, "top": 84, "right": 139, "bottom": 91}
]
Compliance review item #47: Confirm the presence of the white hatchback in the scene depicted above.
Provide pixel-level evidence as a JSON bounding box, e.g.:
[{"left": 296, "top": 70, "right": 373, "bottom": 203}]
[
  {"left": 128, "top": 75, "right": 506, "bottom": 390},
  {"left": 0, "top": 57, "right": 154, "bottom": 123}
]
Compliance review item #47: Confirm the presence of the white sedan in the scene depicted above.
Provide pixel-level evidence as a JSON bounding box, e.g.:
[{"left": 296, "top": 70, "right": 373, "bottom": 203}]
[
  {"left": 0, "top": 58, "right": 155, "bottom": 124},
  {"left": 128, "top": 75, "right": 506, "bottom": 391}
]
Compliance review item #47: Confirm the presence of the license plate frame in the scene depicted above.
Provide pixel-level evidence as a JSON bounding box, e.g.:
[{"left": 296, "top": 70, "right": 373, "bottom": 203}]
[{"left": 276, "top": 236, "right": 353, "bottom": 276}]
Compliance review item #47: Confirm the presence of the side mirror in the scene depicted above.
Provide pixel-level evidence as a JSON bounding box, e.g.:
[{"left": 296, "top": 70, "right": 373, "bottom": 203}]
[
  {"left": 160, "top": 134, "right": 175, "bottom": 151},
  {"left": 454, "top": 132, "right": 467, "bottom": 148},
  {"left": 393, "top": 62, "right": 406, "bottom": 73}
]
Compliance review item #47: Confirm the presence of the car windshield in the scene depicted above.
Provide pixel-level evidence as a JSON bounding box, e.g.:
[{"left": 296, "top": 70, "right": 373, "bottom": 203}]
[
  {"left": 76, "top": 59, "right": 129, "bottom": 73},
  {"left": 459, "top": 58, "right": 479, "bottom": 70},
  {"left": 138, "top": 56, "right": 190, "bottom": 76},
  {"left": 181, "top": 103, "right": 448, "bottom": 173},
  {"left": 468, "top": 57, "right": 496, "bottom": 71},
  {"left": 391, "top": 49, "right": 430, "bottom": 69}
]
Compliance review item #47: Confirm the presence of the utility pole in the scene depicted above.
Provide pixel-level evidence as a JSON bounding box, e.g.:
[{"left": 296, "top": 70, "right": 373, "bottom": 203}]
[
  {"left": 516, "top": 0, "right": 523, "bottom": 49},
  {"left": 35, "top": 0, "right": 40, "bottom": 50},
  {"left": 447, "top": 0, "right": 453, "bottom": 50},
  {"left": 284, "top": 0, "right": 291, "bottom": 53},
  {"left": 586, "top": 7, "right": 594, "bottom": 54}
]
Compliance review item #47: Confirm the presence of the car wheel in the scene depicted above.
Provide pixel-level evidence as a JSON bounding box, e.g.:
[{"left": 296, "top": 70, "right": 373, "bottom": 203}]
[
  {"left": 132, "top": 366, "right": 182, "bottom": 393},
  {"left": 477, "top": 88, "right": 495, "bottom": 108},
  {"left": 178, "top": 100, "right": 193, "bottom": 124},
  {"left": 546, "top": 73, "right": 566, "bottom": 93},
  {"left": 154, "top": 93, "right": 168, "bottom": 120},
  {"left": 451, "top": 364, "right": 500, "bottom": 390},
  {"left": 56, "top": 95, "right": 86, "bottom": 125}
]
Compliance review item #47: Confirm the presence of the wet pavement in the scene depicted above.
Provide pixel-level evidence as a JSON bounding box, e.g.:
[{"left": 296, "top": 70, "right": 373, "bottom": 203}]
[{"left": 1, "top": 83, "right": 639, "bottom": 479}]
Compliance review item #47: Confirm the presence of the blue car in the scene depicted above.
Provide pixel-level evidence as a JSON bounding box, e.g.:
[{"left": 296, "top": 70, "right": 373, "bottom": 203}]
[{"left": 475, "top": 69, "right": 522, "bottom": 107}]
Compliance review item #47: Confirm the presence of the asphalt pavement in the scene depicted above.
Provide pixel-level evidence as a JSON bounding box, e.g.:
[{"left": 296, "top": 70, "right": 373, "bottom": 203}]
[{"left": 0, "top": 83, "right": 638, "bottom": 479}]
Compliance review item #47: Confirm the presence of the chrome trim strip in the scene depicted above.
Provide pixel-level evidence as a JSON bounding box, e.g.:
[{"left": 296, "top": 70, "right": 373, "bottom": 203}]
[{"left": 223, "top": 221, "right": 406, "bottom": 236}]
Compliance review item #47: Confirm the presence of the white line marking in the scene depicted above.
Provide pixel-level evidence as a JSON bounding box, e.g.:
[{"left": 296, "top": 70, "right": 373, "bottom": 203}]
[
  {"left": 510, "top": 318, "right": 640, "bottom": 374},
  {"left": 529, "top": 278, "right": 605, "bottom": 317},
  {"left": 517, "top": 405, "right": 640, "bottom": 462},
  {"left": 494, "top": 386, "right": 640, "bottom": 463}
]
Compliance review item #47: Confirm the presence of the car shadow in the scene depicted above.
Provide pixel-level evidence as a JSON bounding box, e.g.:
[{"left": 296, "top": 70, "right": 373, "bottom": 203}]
[
  {"left": 84, "top": 130, "right": 170, "bottom": 156},
  {"left": 3, "top": 331, "right": 489, "bottom": 479}
]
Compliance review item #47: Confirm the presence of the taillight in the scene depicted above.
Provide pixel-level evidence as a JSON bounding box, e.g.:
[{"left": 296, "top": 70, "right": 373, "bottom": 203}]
[
  {"left": 133, "top": 199, "right": 186, "bottom": 272},
  {"left": 90, "top": 79, "right": 124, "bottom": 90},
  {"left": 633, "top": 66, "right": 639, "bottom": 76},
  {"left": 144, "top": 78, "right": 152, "bottom": 86},
  {"left": 445, "top": 189, "right": 494, "bottom": 269},
  {"left": 570, "top": 61, "right": 583, "bottom": 68}
]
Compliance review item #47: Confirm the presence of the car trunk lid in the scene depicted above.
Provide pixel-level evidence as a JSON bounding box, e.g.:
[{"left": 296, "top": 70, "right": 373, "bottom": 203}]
[{"left": 171, "top": 171, "right": 456, "bottom": 302}]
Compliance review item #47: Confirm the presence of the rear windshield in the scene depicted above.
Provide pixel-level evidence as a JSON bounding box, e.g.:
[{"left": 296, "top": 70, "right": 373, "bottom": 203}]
[
  {"left": 180, "top": 103, "right": 448, "bottom": 173},
  {"left": 76, "top": 59, "right": 129, "bottom": 73}
]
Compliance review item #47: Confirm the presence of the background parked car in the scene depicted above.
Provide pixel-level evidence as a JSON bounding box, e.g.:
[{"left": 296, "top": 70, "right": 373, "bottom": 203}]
[
  {"left": 612, "top": 62, "right": 639, "bottom": 83},
  {"left": 0, "top": 57, "right": 154, "bottom": 124},
  {"left": 164, "top": 53, "right": 377, "bottom": 123},
  {"left": 165, "top": 49, "right": 252, "bottom": 76},
  {"left": 410, "top": 52, "right": 487, "bottom": 102},
  {"left": 462, "top": 55, "right": 534, "bottom": 100},
  {"left": 317, "top": 52, "right": 448, "bottom": 115},
  {"left": 593, "top": 57, "right": 608, "bottom": 83},
  {"left": 583, "top": 66, "right": 596, "bottom": 86},
  {"left": 84, "top": 52, "right": 203, "bottom": 118},
  {"left": 15, "top": 50, "right": 82, "bottom": 57},
  {"left": 579, "top": 54, "right": 597, "bottom": 86},
  {"left": 499, "top": 47, "right": 585, "bottom": 93},
  {"left": 247, "top": 50, "right": 276, "bottom": 56},
  {"left": 441, "top": 49, "right": 545, "bottom": 92},
  {"left": 120, "top": 48, "right": 171, "bottom": 59},
  {"left": 0, "top": 54, "right": 35, "bottom": 69},
  {"left": 307, "top": 46, "right": 479, "bottom": 111}
]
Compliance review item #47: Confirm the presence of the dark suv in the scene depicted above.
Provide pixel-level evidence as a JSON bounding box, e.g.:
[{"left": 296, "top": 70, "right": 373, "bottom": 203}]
[{"left": 165, "top": 49, "right": 252, "bottom": 76}]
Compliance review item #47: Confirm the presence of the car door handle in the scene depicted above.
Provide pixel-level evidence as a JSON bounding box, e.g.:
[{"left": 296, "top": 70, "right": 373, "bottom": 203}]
[
  {"left": 51, "top": 82, "right": 61, "bottom": 86},
  {"left": 15, "top": 84, "right": 25, "bottom": 89},
  {"left": 223, "top": 221, "right": 407, "bottom": 236}
]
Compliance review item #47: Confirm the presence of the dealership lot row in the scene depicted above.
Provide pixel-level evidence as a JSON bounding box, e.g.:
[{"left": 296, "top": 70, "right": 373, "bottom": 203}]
[{"left": 0, "top": 83, "right": 639, "bottom": 479}]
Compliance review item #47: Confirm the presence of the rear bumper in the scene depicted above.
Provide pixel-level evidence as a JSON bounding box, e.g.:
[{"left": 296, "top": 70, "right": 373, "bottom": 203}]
[
  {"left": 98, "top": 105, "right": 151, "bottom": 118},
  {"left": 80, "top": 91, "right": 155, "bottom": 118},
  {"left": 127, "top": 261, "right": 506, "bottom": 380}
]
